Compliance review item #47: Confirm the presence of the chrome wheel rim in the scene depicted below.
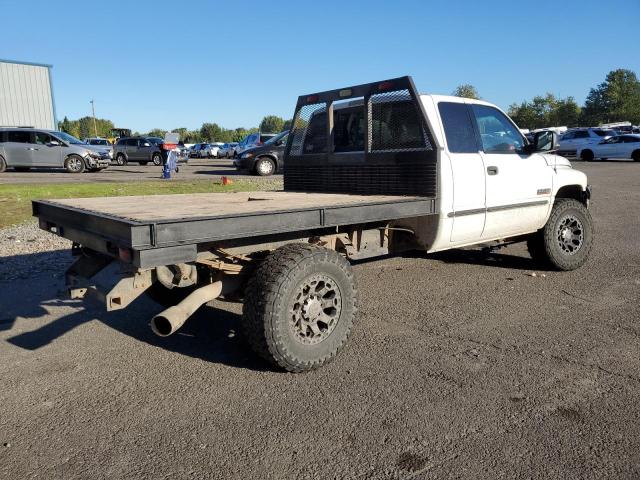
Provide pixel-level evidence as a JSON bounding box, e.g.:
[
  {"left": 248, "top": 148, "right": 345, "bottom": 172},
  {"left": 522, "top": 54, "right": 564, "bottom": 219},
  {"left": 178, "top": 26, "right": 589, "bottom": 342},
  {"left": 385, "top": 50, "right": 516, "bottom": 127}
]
[
  {"left": 258, "top": 159, "right": 273, "bottom": 175},
  {"left": 153, "top": 155, "right": 161, "bottom": 165},
  {"left": 557, "top": 214, "right": 584, "bottom": 255},
  {"left": 289, "top": 273, "right": 342, "bottom": 345},
  {"left": 69, "top": 157, "right": 82, "bottom": 171}
]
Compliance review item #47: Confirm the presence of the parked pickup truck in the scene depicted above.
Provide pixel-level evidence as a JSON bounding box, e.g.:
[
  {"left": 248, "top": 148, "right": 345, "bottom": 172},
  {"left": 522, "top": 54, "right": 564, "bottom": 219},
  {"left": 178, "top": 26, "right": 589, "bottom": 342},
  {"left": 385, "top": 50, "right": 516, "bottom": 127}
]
[{"left": 33, "top": 77, "right": 593, "bottom": 372}]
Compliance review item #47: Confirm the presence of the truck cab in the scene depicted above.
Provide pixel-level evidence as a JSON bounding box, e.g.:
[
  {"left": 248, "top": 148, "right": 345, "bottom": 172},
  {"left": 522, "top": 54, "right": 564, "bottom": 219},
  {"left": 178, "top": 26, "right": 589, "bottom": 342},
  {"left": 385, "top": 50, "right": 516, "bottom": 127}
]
[{"left": 399, "top": 94, "right": 589, "bottom": 253}]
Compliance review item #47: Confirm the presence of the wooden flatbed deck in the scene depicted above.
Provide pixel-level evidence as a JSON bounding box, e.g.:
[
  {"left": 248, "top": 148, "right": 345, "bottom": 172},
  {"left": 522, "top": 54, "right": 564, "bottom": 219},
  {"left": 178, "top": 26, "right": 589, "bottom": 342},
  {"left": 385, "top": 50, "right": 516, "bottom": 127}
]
[
  {"left": 33, "top": 191, "right": 436, "bottom": 267},
  {"left": 47, "top": 191, "right": 426, "bottom": 223}
]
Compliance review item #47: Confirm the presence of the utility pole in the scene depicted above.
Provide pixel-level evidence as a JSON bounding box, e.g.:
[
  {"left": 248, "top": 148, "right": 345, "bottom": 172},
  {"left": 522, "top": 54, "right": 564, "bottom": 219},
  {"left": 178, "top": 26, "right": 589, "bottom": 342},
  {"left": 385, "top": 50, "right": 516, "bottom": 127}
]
[{"left": 90, "top": 99, "right": 98, "bottom": 137}]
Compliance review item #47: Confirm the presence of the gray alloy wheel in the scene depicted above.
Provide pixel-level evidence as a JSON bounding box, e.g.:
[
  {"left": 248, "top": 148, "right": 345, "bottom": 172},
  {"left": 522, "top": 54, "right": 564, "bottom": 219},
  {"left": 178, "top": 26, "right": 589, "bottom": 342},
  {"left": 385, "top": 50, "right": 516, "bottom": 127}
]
[
  {"left": 255, "top": 157, "right": 275, "bottom": 176},
  {"left": 556, "top": 214, "right": 584, "bottom": 255},
  {"left": 64, "top": 155, "right": 85, "bottom": 173},
  {"left": 116, "top": 154, "right": 127, "bottom": 166},
  {"left": 289, "top": 273, "right": 342, "bottom": 345},
  {"left": 0, "top": 155, "right": 6, "bottom": 173},
  {"left": 152, "top": 153, "right": 162, "bottom": 166}
]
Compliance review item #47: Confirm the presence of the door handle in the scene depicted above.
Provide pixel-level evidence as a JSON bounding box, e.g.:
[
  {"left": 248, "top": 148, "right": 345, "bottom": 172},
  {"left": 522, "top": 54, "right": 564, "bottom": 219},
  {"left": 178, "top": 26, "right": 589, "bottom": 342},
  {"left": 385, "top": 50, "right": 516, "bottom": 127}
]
[{"left": 487, "top": 166, "right": 499, "bottom": 175}]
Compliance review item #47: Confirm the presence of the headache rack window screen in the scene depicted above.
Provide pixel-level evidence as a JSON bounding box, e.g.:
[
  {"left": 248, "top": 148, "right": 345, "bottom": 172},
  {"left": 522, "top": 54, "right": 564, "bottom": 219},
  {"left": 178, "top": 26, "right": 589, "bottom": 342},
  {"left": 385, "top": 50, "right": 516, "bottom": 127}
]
[
  {"left": 290, "top": 103, "right": 326, "bottom": 156},
  {"left": 284, "top": 77, "right": 437, "bottom": 197},
  {"left": 370, "top": 90, "right": 431, "bottom": 151}
]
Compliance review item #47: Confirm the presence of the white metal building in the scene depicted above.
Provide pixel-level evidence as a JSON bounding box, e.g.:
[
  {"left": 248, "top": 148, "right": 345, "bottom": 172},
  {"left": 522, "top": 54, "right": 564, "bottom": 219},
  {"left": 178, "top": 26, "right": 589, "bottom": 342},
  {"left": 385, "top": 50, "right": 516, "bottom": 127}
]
[{"left": 0, "top": 59, "right": 57, "bottom": 130}]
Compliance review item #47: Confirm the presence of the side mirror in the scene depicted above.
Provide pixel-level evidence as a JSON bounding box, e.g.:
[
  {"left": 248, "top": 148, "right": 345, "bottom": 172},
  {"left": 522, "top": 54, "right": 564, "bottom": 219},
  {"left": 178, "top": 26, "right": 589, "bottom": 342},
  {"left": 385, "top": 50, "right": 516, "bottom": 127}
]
[
  {"left": 532, "top": 131, "right": 558, "bottom": 153},
  {"left": 48, "top": 140, "right": 61, "bottom": 146},
  {"left": 142, "top": 142, "right": 151, "bottom": 147}
]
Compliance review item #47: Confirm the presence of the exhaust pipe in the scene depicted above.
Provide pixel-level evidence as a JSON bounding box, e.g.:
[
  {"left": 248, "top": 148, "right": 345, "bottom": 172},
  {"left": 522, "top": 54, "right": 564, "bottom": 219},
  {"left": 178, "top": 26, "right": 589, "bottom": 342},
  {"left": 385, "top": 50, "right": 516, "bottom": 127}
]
[{"left": 151, "top": 281, "right": 225, "bottom": 337}]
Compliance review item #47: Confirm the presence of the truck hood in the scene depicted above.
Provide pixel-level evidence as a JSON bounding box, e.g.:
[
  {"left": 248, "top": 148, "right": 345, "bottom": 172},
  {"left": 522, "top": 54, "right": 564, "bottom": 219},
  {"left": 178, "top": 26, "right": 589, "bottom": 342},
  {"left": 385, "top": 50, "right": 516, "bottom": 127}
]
[{"left": 540, "top": 153, "right": 572, "bottom": 168}]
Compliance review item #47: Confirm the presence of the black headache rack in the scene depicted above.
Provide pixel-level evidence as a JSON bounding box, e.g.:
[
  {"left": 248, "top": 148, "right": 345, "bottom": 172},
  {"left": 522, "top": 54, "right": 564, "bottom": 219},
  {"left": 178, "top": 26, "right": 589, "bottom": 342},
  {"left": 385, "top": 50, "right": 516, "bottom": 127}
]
[{"left": 284, "top": 76, "right": 438, "bottom": 197}]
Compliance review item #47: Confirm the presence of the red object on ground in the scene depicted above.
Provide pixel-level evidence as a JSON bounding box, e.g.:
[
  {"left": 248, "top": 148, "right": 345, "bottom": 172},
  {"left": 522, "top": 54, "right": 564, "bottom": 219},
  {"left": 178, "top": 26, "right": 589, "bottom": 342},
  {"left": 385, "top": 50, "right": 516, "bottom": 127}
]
[{"left": 221, "top": 176, "right": 234, "bottom": 185}]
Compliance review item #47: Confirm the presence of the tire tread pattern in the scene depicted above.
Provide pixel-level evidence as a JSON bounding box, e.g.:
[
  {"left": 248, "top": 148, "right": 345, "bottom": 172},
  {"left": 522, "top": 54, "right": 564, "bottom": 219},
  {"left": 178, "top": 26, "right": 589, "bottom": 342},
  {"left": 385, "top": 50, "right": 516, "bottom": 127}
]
[{"left": 242, "top": 243, "right": 357, "bottom": 372}]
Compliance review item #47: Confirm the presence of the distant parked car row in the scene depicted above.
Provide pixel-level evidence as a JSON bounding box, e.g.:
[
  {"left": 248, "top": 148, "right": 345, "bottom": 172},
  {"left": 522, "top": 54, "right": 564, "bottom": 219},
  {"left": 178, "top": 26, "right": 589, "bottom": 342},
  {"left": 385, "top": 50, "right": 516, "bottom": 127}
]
[{"left": 556, "top": 127, "right": 640, "bottom": 161}]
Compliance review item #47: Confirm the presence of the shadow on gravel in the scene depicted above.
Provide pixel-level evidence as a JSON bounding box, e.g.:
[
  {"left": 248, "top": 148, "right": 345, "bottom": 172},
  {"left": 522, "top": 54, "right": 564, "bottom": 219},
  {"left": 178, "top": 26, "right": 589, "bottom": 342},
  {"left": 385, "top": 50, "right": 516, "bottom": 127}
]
[
  {"left": 2, "top": 250, "right": 270, "bottom": 372},
  {"left": 403, "top": 248, "right": 550, "bottom": 271}
]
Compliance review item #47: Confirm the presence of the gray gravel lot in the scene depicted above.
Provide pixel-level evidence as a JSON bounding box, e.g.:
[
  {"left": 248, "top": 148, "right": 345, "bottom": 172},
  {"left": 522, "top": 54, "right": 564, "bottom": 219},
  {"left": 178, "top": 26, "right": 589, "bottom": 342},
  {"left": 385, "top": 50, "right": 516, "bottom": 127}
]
[
  {"left": 0, "top": 161, "right": 639, "bottom": 479},
  {"left": 0, "top": 158, "right": 271, "bottom": 184}
]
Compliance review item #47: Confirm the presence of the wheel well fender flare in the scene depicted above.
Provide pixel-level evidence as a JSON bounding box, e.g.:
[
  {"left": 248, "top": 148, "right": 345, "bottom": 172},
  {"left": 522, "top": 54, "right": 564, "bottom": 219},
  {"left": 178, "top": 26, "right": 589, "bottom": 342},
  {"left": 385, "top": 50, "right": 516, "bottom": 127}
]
[{"left": 555, "top": 184, "right": 587, "bottom": 205}]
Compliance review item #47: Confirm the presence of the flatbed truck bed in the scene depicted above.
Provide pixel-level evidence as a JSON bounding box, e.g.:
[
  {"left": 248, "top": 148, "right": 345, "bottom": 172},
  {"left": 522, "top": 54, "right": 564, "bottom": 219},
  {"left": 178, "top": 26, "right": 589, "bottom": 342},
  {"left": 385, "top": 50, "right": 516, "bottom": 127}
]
[{"left": 34, "top": 191, "right": 435, "bottom": 267}]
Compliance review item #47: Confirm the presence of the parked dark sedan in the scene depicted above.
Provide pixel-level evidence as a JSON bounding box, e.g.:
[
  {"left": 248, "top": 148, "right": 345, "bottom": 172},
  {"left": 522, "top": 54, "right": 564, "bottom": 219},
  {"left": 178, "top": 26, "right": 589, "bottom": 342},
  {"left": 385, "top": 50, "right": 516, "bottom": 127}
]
[{"left": 233, "top": 131, "right": 288, "bottom": 176}]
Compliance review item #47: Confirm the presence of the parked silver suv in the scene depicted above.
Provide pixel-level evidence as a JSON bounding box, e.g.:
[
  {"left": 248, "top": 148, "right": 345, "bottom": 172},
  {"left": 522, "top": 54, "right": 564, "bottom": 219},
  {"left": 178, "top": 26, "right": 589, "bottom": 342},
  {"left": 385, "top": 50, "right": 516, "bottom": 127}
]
[{"left": 0, "top": 128, "right": 111, "bottom": 173}]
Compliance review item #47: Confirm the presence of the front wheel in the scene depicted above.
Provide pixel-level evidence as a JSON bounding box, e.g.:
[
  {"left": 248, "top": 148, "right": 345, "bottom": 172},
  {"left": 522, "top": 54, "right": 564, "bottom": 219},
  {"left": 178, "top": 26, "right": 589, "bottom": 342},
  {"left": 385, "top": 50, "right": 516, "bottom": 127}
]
[
  {"left": 255, "top": 157, "right": 275, "bottom": 176},
  {"left": 64, "top": 155, "right": 85, "bottom": 173},
  {"left": 242, "top": 243, "right": 357, "bottom": 372},
  {"left": 0, "top": 155, "right": 6, "bottom": 173},
  {"left": 152, "top": 153, "right": 162, "bottom": 166},
  {"left": 632, "top": 150, "right": 640, "bottom": 162},
  {"left": 528, "top": 199, "right": 594, "bottom": 271},
  {"left": 115, "top": 154, "right": 127, "bottom": 166}
]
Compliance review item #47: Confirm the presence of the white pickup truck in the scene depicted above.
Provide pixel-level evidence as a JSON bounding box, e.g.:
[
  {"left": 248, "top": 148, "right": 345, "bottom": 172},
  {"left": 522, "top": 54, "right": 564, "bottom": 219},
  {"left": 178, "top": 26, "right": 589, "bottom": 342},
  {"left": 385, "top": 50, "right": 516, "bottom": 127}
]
[{"left": 33, "top": 76, "right": 593, "bottom": 372}]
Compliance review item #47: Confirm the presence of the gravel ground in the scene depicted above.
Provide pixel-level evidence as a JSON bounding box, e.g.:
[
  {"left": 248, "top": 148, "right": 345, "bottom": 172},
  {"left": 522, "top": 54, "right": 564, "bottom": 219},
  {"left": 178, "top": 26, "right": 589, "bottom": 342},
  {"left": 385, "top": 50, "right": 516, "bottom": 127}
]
[
  {"left": 0, "top": 161, "right": 639, "bottom": 479},
  {"left": 0, "top": 222, "right": 72, "bottom": 282}
]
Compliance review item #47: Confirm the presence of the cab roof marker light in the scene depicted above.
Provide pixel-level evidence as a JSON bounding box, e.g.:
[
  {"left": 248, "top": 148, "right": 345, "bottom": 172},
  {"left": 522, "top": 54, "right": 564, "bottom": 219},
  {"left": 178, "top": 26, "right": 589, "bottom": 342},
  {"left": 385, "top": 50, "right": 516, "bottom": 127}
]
[
  {"left": 339, "top": 89, "right": 352, "bottom": 97},
  {"left": 306, "top": 95, "right": 319, "bottom": 103},
  {"left": 377, "top": 81, "right": 395, "bottom": 91}
]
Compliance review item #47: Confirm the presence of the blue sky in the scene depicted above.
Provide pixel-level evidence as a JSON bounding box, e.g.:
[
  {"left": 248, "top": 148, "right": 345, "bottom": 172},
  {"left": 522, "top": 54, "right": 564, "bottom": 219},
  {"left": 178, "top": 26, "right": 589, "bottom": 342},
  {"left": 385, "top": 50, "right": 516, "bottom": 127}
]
[{"left": 2, "top": 0, "right": 639, "bottom": 132}]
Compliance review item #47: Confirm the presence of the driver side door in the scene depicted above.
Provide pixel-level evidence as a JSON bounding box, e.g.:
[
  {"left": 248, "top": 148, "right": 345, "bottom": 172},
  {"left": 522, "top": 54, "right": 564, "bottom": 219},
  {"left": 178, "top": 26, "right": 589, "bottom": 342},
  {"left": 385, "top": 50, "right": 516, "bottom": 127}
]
[{"left": 471, "top": 105, "right": 552, "bottom": 239}]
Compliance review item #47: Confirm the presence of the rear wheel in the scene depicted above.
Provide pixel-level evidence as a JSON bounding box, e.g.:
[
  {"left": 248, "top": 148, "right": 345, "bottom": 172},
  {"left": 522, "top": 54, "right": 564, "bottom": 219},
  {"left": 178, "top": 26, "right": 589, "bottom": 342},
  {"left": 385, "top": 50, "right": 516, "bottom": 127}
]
[
  {"left": 528, "top": 199, "right": 593, "bottom": 271},
  {"left": 242, "top": 243, "right": 357, "bottom": 372},
  {"left": 632, "top": 150, "right": 640, "bottom": 162},
  {"left": 255, "top": 157, "right": 275, "bottom": 176},
  {"left": 64, "top": 155, "right": 85, "bottom": 173},
  {"left": 116, "top": 154, "right": 127, "bottom": 166},
  {"left": 580, "top": 149, "right": 594, "bottom": 162},
  {"left": 152, "top": 153, "right": 162, "bottom": 166},
  {"left": 0, "top": 155, "right": 6, "bottom": 173}
]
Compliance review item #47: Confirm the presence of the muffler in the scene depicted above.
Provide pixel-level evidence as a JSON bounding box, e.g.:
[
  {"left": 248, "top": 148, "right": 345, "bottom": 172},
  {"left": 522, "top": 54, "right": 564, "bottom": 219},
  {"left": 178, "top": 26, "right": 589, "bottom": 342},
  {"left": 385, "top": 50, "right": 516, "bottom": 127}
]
[{"left": 150, "top": 281, "right": 225, "bottom": 337}]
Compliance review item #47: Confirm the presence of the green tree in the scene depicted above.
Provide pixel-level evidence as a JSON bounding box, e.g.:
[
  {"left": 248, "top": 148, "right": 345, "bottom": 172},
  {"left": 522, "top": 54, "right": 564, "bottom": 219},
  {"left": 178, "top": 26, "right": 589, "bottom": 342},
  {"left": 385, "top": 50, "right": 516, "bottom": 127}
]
[
  {"left": 452, "top": 84, "right": 480, "bottom": 100},
  {"left": 200, "top": 122, "right": 226, "bottom": 142},
  {"left": 508, "top": 94, "right": 581, "bottom": 129},
  {"left": 259, "top": 115, "right": 285, "bottom": 133},
  {"left": 147, "top": 128, "right": 167, "bottom": 138},
  {"left": 582, "top": 69, "right": 640, "bottom": 125}
]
